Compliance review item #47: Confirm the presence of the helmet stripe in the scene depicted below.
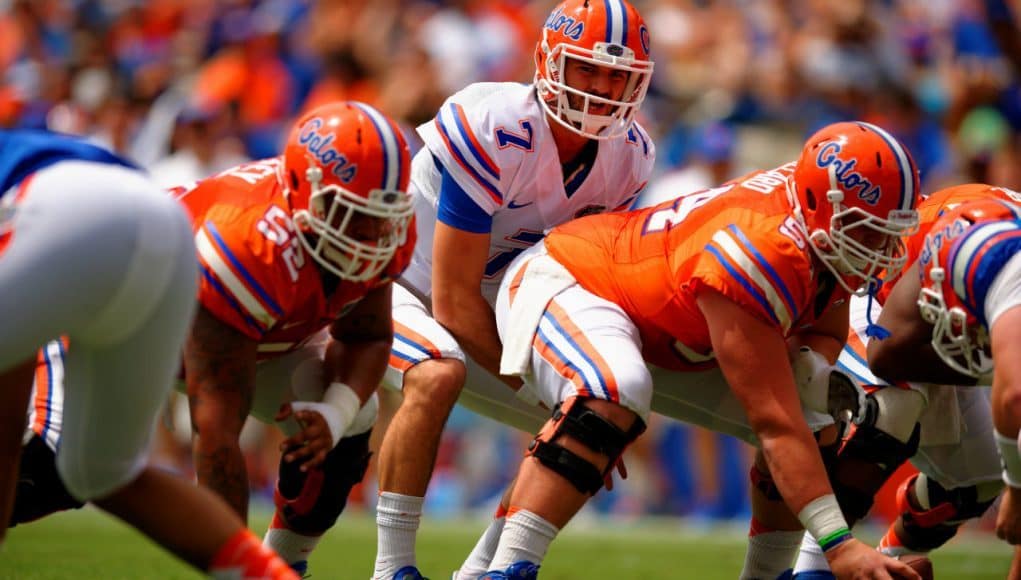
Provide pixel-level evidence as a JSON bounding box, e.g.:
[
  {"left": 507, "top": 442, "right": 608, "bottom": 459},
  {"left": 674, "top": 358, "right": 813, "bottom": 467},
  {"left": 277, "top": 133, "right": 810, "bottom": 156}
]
[
  {"left": 948, "top": 221, "right": 1021, "bottom": 322},
  {"left": 352, "top": 102, "right": 402, "bottom": 191},
  {"left": 603, "top": 0, "right": 626, "bottom": 46},
  {"left": 858, "top": 122, "right": 916, "bottom": 212}
]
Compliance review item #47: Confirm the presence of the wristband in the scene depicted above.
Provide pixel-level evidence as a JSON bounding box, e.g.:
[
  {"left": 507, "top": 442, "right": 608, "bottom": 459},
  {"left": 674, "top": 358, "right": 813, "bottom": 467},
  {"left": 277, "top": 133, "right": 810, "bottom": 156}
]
[
  {"left": 996, "top": 430, "right": 1021, "bottom": 488},
  {"left": 290, "top": 382, "right": 361, "bottom": 449},
  {"left": 798, "top": 494, "right": 852, "bottom": 552}
]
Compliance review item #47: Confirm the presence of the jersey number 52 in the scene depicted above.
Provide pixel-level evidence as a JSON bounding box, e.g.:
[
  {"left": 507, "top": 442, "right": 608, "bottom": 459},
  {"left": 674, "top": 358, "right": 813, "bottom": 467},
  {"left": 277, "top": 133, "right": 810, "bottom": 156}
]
[{"left": 256, "top": 206, "right": 305, "bottom": 282}]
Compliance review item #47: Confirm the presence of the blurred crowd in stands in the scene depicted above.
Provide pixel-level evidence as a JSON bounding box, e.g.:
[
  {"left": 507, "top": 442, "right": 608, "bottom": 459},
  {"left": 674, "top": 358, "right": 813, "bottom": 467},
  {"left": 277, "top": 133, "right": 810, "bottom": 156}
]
[{"left": 5, "top": 0, "right": 1020, "bottom": 527}]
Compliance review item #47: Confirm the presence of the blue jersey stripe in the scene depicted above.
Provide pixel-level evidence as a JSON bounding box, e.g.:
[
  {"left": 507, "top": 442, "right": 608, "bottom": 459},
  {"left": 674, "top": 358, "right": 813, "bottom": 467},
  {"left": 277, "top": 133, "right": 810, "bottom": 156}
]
[
  {"left": 448, "top": 104, "right": 500, "bottom": 179},
  {"left": 728, "top": 225, "right": 799, "bottom": 321},
  {"left": 201, "top": 267, "right": 267, "bottom": 334},
  {"left": 436, "top": 116, "right": 503, "bottom": 203},
  {"left": 204, "top": 221, "right": 284, "bottom": 316},
  {"left": 706, "top": 244, "right": 781, "bottom": 326}
]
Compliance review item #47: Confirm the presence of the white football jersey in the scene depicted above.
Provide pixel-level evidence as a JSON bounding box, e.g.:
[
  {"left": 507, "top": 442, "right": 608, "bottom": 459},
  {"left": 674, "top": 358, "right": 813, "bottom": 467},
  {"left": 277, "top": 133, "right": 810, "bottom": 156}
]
[{"left": 400, "top": 82, "right": 655, "bottom": 305}]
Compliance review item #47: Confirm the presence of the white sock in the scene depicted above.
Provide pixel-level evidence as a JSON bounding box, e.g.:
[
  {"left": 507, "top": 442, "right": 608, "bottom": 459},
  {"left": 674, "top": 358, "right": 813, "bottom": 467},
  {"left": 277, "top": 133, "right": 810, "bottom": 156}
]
[
  {"left": 793, "top": 531, "right": 831, "bottom": 574},
  {"left": 263, "top": 524, "right": 322, "bottom": 565},
  {"left": 455, "top": 512, "right": 507, "bottom": 579},
  {"left": 373, "top": 492, "right": 424, "bottom": 579},
  {"left": 739, "top": 526, "right": 803, "bottom": 580},
  {"left": 488, "top": 509, "right": 559, "bottom": 571}
]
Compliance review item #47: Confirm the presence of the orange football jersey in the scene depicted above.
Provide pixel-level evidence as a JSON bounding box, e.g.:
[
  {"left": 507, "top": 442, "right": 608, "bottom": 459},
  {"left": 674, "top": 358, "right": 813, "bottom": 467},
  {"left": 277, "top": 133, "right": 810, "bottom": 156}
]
[
  {"left": 545, "top": 162, "right": 847, "bottom": 371},
  {"left": 876, "top": 183, "right": 1021, "bottom": 303},
  {"left": 173, "top": 157, "right": 415, "bottom": 359}
]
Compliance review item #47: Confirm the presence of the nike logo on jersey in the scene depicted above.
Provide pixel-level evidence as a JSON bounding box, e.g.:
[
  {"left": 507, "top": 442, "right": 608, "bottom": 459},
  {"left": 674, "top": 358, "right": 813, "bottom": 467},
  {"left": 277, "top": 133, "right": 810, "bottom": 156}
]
[
  {"left": 280, "top": 320, "right": 307, "bottom": 330},
  {"left": 507, "top": 200, "right": 534, "bottom": 209}
]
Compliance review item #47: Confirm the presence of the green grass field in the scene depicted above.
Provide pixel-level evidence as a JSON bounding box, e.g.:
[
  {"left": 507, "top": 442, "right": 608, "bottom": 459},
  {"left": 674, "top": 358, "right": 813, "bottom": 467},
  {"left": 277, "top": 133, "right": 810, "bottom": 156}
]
[{"left": 1, "top": 507, "right": 1014, "bottom": 579}]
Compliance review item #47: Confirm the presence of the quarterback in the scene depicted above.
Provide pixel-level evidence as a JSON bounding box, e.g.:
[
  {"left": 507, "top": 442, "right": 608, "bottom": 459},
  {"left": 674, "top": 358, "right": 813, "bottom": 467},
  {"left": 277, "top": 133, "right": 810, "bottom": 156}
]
[{"left": 373, "top": 1, "right": 656, "bottom": 578}]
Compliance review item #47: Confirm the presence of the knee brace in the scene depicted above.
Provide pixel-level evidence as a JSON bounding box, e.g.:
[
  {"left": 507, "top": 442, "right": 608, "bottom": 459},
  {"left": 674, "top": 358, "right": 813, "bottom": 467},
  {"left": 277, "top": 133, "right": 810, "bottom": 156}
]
[
  {"left": 11, "top": 436, "right": 84, "bottom": 526},
  {"left": 526, "top": 398, "right": 645, "bottom": 495},
  {"left": 895, "top": 473, "right": 1001, "bottom": 551},
  {"left": 274, "top": 430, "right": 372, "bottom": 534},
  {"left": 831, "top": 393, "right": 921, "bottom": 525}
]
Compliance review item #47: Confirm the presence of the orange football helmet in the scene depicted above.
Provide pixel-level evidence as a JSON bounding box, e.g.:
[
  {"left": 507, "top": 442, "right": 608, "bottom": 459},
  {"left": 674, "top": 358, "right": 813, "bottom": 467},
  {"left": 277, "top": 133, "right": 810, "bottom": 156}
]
[
  {"left": 792, "top": 121, "right": 921, "bottom": 294},
  {"left": 535, "top": 0, "right": 654, "bottom": 140},
  {"left": 916, "top": 197, "right": 1021, "bottom": 377},
  {"left": 280, "top": 102, "right": 413, "bottom": 282}
]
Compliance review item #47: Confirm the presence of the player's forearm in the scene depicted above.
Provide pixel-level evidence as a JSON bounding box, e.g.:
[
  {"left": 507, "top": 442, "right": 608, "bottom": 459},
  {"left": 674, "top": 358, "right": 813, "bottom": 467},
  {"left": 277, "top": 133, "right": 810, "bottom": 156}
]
[
  {"left": 871, "top": 339, "right": 977, "bottom": 385},
  {"left": 991, "top": 315, "right": 1021, "bottom": 436},
  {"left": 992, "top": 370, "right": 1021, "bottom": 438},
  {"left": 758, "top": 427, "right": 836, "bottom": 516},
  {"left": 435, "top": 293, "right": 520, "bottom": 388},
  {"left": 329, "top": 338, "right": 390, "bottom": 404},
  {"left": 192, "top": 435, "right": 249, "bottom": 520}
]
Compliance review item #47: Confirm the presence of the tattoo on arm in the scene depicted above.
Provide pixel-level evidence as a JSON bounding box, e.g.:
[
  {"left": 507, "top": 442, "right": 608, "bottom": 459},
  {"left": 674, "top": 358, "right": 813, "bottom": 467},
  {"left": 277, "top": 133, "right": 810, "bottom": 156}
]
[
  {"left": 183, "top": 307, "right": 258, "bottom": 519},
  {"left": 184, "top": 307, "right": 258, "bottom": 427}
]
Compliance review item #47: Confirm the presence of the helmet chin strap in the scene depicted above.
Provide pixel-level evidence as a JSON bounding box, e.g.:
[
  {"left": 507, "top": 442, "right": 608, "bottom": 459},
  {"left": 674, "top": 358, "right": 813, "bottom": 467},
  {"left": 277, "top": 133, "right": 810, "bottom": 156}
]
[{"left": 863, "top": 278, "right": 891, "bottom": 340}]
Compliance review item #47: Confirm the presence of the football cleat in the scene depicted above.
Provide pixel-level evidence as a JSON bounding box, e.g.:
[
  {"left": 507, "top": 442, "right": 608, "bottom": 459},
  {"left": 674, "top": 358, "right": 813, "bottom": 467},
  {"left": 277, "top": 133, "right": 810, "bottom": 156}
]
[
  {"left": 476, "top": 561, "right": 540, "bottom": 580},
  {"left": 392, "top": 566, "right": 429, "bottom": 580},
  {"left": 791, "top": 571, "right": 835, "bottom": 579},
  {"left": 290, "top": 560, "right": 310, "bottom": 579}
]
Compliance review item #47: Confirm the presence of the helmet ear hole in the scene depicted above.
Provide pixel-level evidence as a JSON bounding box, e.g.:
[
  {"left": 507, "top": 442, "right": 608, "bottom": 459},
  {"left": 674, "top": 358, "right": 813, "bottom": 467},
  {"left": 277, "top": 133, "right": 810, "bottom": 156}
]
[
  {"left": 289, "top": 170, "right": 300, "bottom": 191},
  {"left": 805, "top": 188, "right": 817, "bottom": 211}
]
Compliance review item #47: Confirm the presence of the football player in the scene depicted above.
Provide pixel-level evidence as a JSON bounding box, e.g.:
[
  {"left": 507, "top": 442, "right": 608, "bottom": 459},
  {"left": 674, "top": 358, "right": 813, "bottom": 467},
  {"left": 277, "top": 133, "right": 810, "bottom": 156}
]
[
  {"left": 372, "top": 1, "right": 655, "bottom": 578},
  {"left": 12, "top": 102, "right": 416, "bottom": 577},
  {"left": 472, "top": 122, "right": 924, "bottom": 580},
  {"left": 181, "top": 101, "right": 414, "bottom": 577},
  {"left": 791, "top": 185, "right": 1021, "bottom": 579},
  {"left": 0, "top": 129, "right": 296, "bottom": 579}
]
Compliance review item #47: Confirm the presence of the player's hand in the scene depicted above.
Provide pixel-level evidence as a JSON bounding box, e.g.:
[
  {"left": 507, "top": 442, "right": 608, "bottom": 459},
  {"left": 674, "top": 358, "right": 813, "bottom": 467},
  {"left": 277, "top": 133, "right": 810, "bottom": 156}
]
[
  {"left": 604, "top": 457, "right": 628, "bottom": 491},
  {"left": 276, "top": 403, "right": 334, "bottom": 471},
  {"left": 998, "top": 486, "right": 1021, "bottom": 544},
  {"left": 825, "top": 538, "right": 920, "bottom": 579}
]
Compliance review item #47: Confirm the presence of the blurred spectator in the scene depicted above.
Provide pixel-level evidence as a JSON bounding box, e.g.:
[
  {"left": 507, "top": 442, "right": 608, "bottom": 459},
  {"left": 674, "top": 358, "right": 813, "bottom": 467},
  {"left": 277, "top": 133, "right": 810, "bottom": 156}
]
[
  {"left": 643, "top": 120, "right": 739, "bottom": 204},
  {"left": 148, "top": 103, "right": 250, "bottom": 187}
]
